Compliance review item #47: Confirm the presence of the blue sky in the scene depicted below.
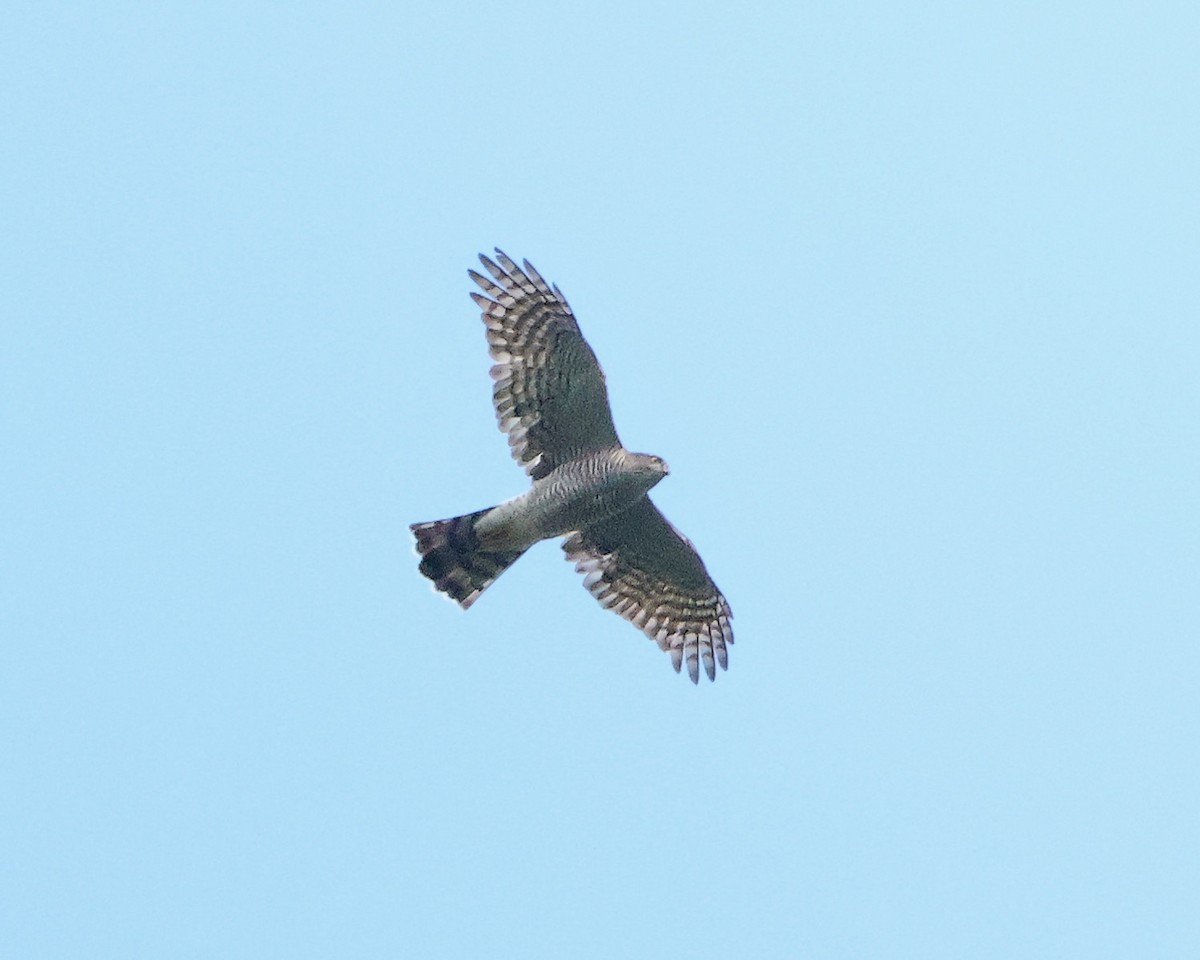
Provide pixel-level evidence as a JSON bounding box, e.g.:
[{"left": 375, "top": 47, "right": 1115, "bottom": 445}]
[{"left": 3, "top": 2, "right": 1197, "bottom": 957}]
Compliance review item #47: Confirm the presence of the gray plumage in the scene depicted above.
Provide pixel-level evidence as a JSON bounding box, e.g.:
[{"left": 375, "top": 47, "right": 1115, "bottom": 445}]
[{"left": 411, "top": 250, "right": 733, "bottom": 682}]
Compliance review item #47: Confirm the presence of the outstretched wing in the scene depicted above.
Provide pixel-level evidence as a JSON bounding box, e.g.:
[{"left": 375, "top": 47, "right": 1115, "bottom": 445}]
[
  {"left": 563, "top": 497, "right": 733, "bottom": 683},
  {"left": 469, "top": 251, "right": 620, "bottom": 480}
]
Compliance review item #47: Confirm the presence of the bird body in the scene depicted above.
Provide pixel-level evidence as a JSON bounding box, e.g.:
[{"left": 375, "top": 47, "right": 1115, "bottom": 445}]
[
  {"left": 477, "top": 449, "right": 668, "bottom": 549},
  {"left": 411, "top": 251, "right": 733, "bottom": 682}
]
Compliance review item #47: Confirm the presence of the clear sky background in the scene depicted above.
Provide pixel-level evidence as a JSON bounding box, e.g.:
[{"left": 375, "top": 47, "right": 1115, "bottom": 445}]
[{"left": 3, "top": 3, "right": 1197, "bottom": 958}]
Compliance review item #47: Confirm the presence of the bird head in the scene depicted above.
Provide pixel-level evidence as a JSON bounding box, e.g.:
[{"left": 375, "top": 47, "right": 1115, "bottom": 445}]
[{"left": 631, "top": 452, "right": 670, "bottom": 481}]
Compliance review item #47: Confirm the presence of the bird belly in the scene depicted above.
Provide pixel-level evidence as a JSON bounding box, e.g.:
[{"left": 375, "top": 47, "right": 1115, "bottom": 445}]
[
  {"left": 523, "top": 467, "right": 653, "bottom": 539},
  {"left": 474, "top": 461, "right": 658, "bottom": 550},
  {"left": 473, "top": 493, "right": 544, "bottom": 552}
]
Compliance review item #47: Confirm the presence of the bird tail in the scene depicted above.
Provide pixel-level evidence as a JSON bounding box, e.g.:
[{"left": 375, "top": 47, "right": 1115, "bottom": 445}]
[{"left": 410, "top": 508, "right": 528, "bottom": 609}]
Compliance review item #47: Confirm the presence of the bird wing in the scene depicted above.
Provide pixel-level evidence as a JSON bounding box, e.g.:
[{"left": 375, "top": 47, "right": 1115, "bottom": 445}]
[
  {"left": 563, "top": 496, "right": 733, "bottom": 682},
  {"left": 470, "top": 250, "right": 621, "bottom": 480}
]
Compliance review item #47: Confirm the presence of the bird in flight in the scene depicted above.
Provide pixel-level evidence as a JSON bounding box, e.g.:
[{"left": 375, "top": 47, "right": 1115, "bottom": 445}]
[{"left": 411, "top": 251, "right": 733, "bottom": 682}]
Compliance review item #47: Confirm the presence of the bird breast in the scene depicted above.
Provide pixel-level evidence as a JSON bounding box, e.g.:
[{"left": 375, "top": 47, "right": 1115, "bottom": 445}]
[{"left": 477, "top": 452, "right": 661, "bottom": 551}]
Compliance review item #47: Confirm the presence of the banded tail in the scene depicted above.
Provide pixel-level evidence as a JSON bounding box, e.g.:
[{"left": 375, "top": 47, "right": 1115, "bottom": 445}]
[{"left": 410, "top": 508, "right": 527, "bottom": 609}]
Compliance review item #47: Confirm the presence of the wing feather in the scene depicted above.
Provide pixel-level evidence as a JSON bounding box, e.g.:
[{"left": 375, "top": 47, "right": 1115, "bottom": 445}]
[
  {"left": 470, "top": 250, "right": 620, "bottom": 479},
  {"left": 563, "top": 497, "right": 733, "bottom": 683}
]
